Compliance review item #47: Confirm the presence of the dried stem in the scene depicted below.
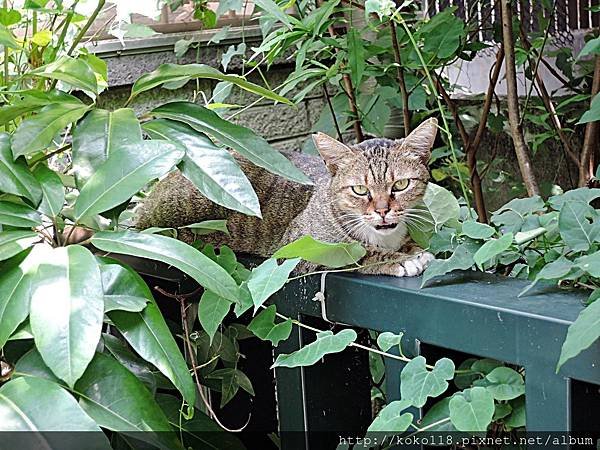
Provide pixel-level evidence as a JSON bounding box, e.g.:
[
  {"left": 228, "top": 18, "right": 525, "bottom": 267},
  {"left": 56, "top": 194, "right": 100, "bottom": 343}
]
[
  {"left": 389, "top": 19, "right": 411, "bottom": 135},
  {"left": 500, "top": 0, "right": 540, "bottom": 196},
  {"left": 580, "top": 56, "right": 600, "bottom": 186}
]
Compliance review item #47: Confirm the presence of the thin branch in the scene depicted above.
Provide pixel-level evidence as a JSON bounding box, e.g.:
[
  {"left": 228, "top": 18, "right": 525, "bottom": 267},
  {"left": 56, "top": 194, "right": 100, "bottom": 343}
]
[
  {"left": 322, "top": 85, "right": 344, "bottom": 142},
  {"left": 389, "top": 19, "right": 411, "bottom": 135},
  {"left": 500, "top": 0, "right": 540, "bottom": 196},
  {"left": 580, "top": 56, "right": 600, "bottom": 186}
]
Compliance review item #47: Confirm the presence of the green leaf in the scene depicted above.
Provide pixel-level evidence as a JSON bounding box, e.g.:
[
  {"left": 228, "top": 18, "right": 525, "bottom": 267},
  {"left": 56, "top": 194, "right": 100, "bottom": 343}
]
[
  {"left": 578, "top": 36, "right": 600, "bottom": 58},
  {"left": 181, "top": 219, "right": 230, "bottom": 235},
  {"left": 504, "top": 396, "right": 526, "bottom": 428},
  {"left": 247, "top": 305, "right": 292, "bottom": 346},
  {"left": 0, "top": 251, "right": 37, "bottom": 348},
  {"left": 578, "top": 93, "right": 600, "bottom": 124},
  {"left": 92, "top": 231, "right": 240, "bottom": 302},
  {"left": 29, "top": 245, "right": 104, "bottom": 387},
  {"left": 102, "top": 334, "right": 156, "bottom": 393},
  {"left": 400, "top": 356, "right": 454, "bottom": 408},
  {"left": 74, "top": 140, "right": 183, "bottom": 220},
  {"left": 143, "top": 119, "right": 261, "bottom": 217},
  {"left": 557, "top": 298, "right": 600, "bottom": 370},
  {"left": 247, "top": 257, "right": 300, "bottom": 310},
  {"left": 0, "top": 24, "right": 18, "bottom": 48},
  {"left": 420, "top": 9, "right": 464, "bottom": 59},
  {"left": 273, "top": 235, "right": 366, "bottom": 268},
  {"left": 484, "top": 367, "right": 524, "bottom": 400},
  {"left": 449, "top": 387, "right": 495, "bottom": 432},
  {"left": 462, "top": 220, "right": 495, "bottom": 239},
  {"left": 254, "top": 0, "right": 296, "bottom": 29},
  {"left": 0, "top": 377, "right": 109, "bottom": 442},
  {"left": 130, "top": 63, "right": 291, "bottom": 104},
  {"left": 0, "top": 134, "right": 42, "bottom": 205},
  {"left": 0, "top": 231, "right": 37, "bottom": 262},
  {"left": 549, "top": 188, "right": 600, "bottom": 210},
  {"left": 422, "top": 183, "right": 460, "bottom": 230},
  {"left": 273, "top": 329, "right": 357, "bottom": 368},
  {"left": 198, "top": 290, "right": 232, "bottom": 343},
  {"left": 421, "top": 241, "right": 478, "bottom": 287},
  {"left": 420, "top": 397, "right": 456, "bottom": 431},
  {"left": 558, "top": 201, "right": 598, "bottom": 251},
  {"left": 473, "top": 233, "right": 513, "bottom": 269},
  {"left": 520, "top": 257, "right": 574, "bottom": 296},
  {"left": 377, "top": 331, "right": 403, "bottom": 352},
  {"left": 157, "top": 394, "right": 247, "bottom": 450},
  {"left": 11, "top": 102, "right": 89, "bottom": 159},
  {"left": 29, "top": 56, "right": 98, "bottom": 96},
  {"left": 152, "top": 102, "right": 312, "bottom": 185},
  {"left": 72, "top": 108, "right": 143, "bottom": 187},
  {"left": 575, "top": 251, "right": 600, "bottom": 277},
  {"left": 347, "top": 29, "right": 365, "bottom": 86},
  {"left": 33, "top": 164, "right": 65, "bottom": 218},
  {"left": 366, "top": 399, "right": 413, "bottom": 432},
  {"left": 14, "top": 348, "right": 62, "bottom": 384},
  {"left": 75, "top": 353, "right": 183, "bottom": 450},
  {"left": 0, "top": 201, "right": 41, "bottom": 227},
  {"left": 207, "top": 368, "right": 255, "bottom": 407},
  {"left": 99, "top": 261, "right": 150, "bottom": 313},
  {"left": 0, "top": 8, "right": 21, "bottom": 27}
]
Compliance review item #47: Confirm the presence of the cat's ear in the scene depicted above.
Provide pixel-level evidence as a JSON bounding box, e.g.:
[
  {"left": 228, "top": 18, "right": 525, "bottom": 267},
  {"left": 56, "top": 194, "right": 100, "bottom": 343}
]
[
  {"left": 402, "top": 118, "right": 438, "bottom": 162},
  {"left": 312, "top": 132, "right": 355, "bottom": 174}
]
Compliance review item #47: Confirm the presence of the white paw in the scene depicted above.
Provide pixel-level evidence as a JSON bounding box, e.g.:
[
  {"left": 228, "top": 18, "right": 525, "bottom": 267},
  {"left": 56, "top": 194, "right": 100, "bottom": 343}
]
[{"left": 393, "top": 252, "right": 435, "bottom": 278}]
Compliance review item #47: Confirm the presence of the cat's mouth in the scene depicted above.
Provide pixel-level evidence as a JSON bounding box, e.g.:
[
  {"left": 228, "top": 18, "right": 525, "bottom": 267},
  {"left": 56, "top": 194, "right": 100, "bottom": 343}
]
[{"left": 374, "top": 223, "right": 398, "bottom": 230}]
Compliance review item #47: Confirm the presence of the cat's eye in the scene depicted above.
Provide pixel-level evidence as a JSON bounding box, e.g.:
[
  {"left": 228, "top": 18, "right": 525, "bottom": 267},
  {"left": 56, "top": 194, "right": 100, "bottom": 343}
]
[
  {"left": 351, "top": 185, "right": 369, "bottom": 196},
  {"left": 392, "top": 179, "right": 410, "bottom": 192}
]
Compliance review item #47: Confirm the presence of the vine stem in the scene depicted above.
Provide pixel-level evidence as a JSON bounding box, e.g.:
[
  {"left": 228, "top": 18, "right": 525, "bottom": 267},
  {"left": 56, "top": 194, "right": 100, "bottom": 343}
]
[{"left": 390, "top": 9, "right": 472, "bottom": 212}]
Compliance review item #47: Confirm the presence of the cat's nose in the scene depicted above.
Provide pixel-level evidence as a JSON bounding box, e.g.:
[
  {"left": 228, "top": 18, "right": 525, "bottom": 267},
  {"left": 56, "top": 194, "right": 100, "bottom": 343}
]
[{"left": 375, "top": 208, "right": 389, "bottom": 218}]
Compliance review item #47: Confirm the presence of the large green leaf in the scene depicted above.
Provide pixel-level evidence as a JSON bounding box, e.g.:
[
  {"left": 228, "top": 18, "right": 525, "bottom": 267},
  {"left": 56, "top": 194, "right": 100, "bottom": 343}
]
[
  {"left": 130, "top": 63, "right": 291, "bottom": 104},
  {"left": 273, "top": 235, "right": 366, "bottom": 268},
  {"left": 247, "top": 257, "right": 300, "bottom": 310},
  {"left": 157, "top": 394, "right": 247, "bottom": 450},
  {"left": 577, "top": 93, "right": 600, "bottom": 124},
  {"left": 0, "top": 377, "right": 109, "bottom": 444},
  {"left": 575, "top": 251, "right": 600, "bottom": 277},
  {"left": 99, "top": 261, "right": 150, "bottom": 313},
  {"left": 461, "top": 220, "right": 495, "bottom": 239},
  {"left": 519, "top": 257, "right": 574, "bottom": 296},
  {"left": 72, "top": 108, "right": 142, "bottom": 187},
  {"left": 347, "top": 29, "right": 365, "bottom": 86},
  {"left": 75, "top": 353, "right": 183, "bottom": 450},
  {"left": 473, "top": 233, "right": 513, "bottom": 269},
  {"left": 102, "top": 261, "right": 196, "bottom": 411},
  {"left": 198, "top": 290, "right": 232, "bottom": 343},
  {"left": 557, "top": 298, "right": 600, "bottom": 370},
  {"left": 420, "top": 9, "right": 465, "bottom": 59},
  {"left": 11, "top": 102, "right": 89, "bottom": 159},
  {"left": 102, "top": 334, "right": 157, "bottom": 393},
  {"left": 400, "top": 356, "right": 454, "bottom": 408},
  {"left": 0, "top": 24, "right": 19, "bottom": 48},
  {"left": 74, "top": 140, "right": 184, "bottom": 220},
  {"left": 0, "top": 231, "right": 38, "bottom": 262},
  {"left": 92, "top": 231, "right": 240, "bottom": 302},
  {"left": 29, "top": 56, "right": 98, "bottom": 96},
  {"left": 559, "top": 201, "right": 598, "bottom": 252},
  {"left": 247, "top": 305, "right": 292, "bottom": 346},
  {"left": 421, "top": 241, "right": 479, "bottom": 286},
  {"left": 366, "top": 399, "right": 413, "bottom": 432},
  {"left": 0, "top": 200, "right": 41, "bottom": 227},
  {"left": 448, "top": 387, "right": 495, "bottom": 432},
  {"left": 29, "top": 245, "right": 104, "bottom": 387},
  {"left": 272, "top": 329, "right": 357, "bottom": 368},
  {"left": 0, "top": 252, "right": 36, "bottom": 348},
  {"left": 33, "top": 164, "right": 65, "bottom": 218},
  {"left": 422, "top": 183, "right": 460, "bottom": 230},
  {"left": 143, "top": 119, "right": 261, "bottom": 217},
  {"left": 483, "top": 367, "right": 525, "bottom": 400},
  {"left": 0, "top": 134, "right": 42, "bottom": 205},
  {"left": 152, "top": 102, "right": 312, "bottom": 185},
  {"left": 14, "top": 348, "right": 62, "bottom": 384}
]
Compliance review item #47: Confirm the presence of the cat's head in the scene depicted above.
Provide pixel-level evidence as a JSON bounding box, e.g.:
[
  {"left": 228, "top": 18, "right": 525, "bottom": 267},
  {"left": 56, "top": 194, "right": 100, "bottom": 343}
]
[{"left": 312, "top": 118, "right": 437, "bottom": 247}]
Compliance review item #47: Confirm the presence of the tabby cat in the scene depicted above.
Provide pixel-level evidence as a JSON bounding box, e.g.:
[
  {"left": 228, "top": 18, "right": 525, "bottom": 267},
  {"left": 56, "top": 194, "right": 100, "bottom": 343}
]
[{"left": 136, "top": 118, "right": 438, "bottom": 276}]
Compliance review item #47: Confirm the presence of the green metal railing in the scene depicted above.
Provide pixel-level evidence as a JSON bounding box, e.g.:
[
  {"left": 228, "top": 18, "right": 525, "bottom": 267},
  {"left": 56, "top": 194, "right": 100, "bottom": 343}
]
[{"left": 272, "top": 271, "right": 600, "bottom": 449}]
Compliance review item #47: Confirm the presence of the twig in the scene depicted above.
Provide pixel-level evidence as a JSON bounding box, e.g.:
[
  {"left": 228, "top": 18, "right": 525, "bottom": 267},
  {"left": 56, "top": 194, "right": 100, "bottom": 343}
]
[
  {"left": 464, "top": 45, "right": 505, "bottom": 223},
  {"left": 500, "top": 0, "right": 540, "bottom": 196},
  {"left": 66, "top": 0, "right": 106, "bottom": 56},
  {"left": 579, "top": 56, "right": 600, "bottom": 186},
  {"left": 322, "top": 85, "right": 344, "bottom": 142},
  {"left": 389, "top": 20, "right": 411, "bottom": 135}
]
